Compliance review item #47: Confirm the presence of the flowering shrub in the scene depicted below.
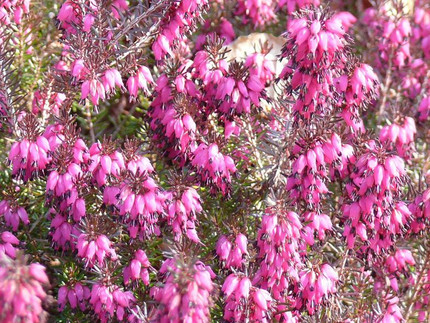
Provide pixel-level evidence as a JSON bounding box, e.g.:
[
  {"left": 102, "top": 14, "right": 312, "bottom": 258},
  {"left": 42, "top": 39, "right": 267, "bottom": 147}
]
[{"left": 2, "top": 0, "right": 430, "bottom": 322}]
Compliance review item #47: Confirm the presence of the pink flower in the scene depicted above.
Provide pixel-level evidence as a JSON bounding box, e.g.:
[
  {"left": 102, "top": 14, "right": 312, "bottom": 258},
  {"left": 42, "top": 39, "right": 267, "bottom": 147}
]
[
  {"left": 8, "top": 120, "right": 51, "bottom": 182},
  {"left": 103, "top": 68, "right": 124, "bottom": 93},
  {"left": 58, "top": 283, "right": 90, "bottom": 311},
  {"left": 0, "top": 254, "right": 49, "bottom": 323},
  {"left": 342, "top": 142, "right": 411, "bottom": 254},
  {"left": 192, "top": 143, "right": 237, "bottom": 195},
  {"left": 90, "top": 282, "right": 136, "bottom": 322},
  {"left": 123, "top": 249, "right": 151, "bottom": 285},
  {"left": 167, "top": 187, "right": 203, "bottom": 242},
  {"left": 0, "top": 200, "right": 29, "bottom": 231},
  {"left": 296, "top": 263, "right": 338, "bottom": 314},
  {"left": 216, "top": 233, "right": 248, "bottom": 269},
  {"left": 0, "top": 231, "right": 20, "bottom": 259},
  {"left": 81, "top": 79, "right": 106, "bottom": 106},
  {"left": 127, "top": 65, "right": 153, "bottom": 99},
  {"left": 77, "top": 233, "right": 118, "bottom": 267},
  {"left": 281, "top": 7, "right": 350, "bottom": 122},
  {"left": 379, "top": 116, "right": 416, "bottom": 159},
  {"left": 151, "top": 258, "right": 214, "bottom": 322},
  {"left": 222, "top": 273, "right": 273, "bottom": 322},
  {"left": 235, "top": 0, "right": 277, "bottom": 28}
]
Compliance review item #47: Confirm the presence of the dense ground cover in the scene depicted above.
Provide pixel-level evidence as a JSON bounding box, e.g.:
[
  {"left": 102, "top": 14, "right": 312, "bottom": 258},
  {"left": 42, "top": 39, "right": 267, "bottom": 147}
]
[{"left": 1, "top": 0, "right": 430, "bottom": 322}]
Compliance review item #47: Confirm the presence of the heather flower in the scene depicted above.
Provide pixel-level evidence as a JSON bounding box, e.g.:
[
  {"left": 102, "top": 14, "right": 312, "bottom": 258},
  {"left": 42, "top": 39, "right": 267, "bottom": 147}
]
[
  {"left": 362, "top": 8, "right": 412, "bottom": 68},
  {"left": 343, "top": 64, "right": 380, "bottom": 107},
  {"left": 379, "top": 116, "right": 416, "bottom": 159},
  {"left": 0, "top": 254, "right": 49, "bottom": 323},
  {"left": 0, "top": 200, "right": 29, "bottom": 231},
  {"left": 216, "top": 233, "right": 248, "bottom": 269},
  {"left": 302, "top": 211, "right": 332, "bottom": 245},
  {"left": 88, "top": 139, "right": 126, "bottom": 186},
  {"left": 123, "top": 249, "right": 151, "bottom": 285},
  {"left": 167, "top": 186, "right": 202, "bottom": 242},
  {"left": 235, "top": 0, "right": 277, "bottom": 28},
  {"left": 32, "top": 90, "right": 66, "bottom": 116},
  {"left": 71, "top": 59, "right": 89, "bottom": 80},
  {"left": 295, "top": 263, "right": 338, "bottom": 315},
  {"left": 102, "top": 68, "right": 124, "bottom": 93},
  {"left": 104, "top": 145, "right": 168, "bottom": 238},
  {"left": 286, "top": 132, "right": 345, "bottom": 215},
  {"left": 385, "top": 249, "right": 415, "bottom": 292},
  {"left": 336, "top": 63, "right": 379, "bottom": 133},
  {"left": 223, "top": 273, "right": 273, "bottom": 322},
  {"left": 332, "top": 11, "right": 357, "bottom": 32},
  {"left": 0, "top": 0, "right": 30, "bottom": 26},
  {"left": 253, "top": 205, "right": 303, "bottom": 320},
  {"left": 44, "top": 123, "right": 90, "bottom": 230},
  {"left": 379, "top": 296, "right": 403, "bottom": 323},
  {"left": 418, "top": 96, "right": 430, "bottom": 121},
  {"left": 127, "top": 65, "right": 154, "bottom": 99},
  {"left": 342, "top": 141, "right": 412, "bottom": 254},
  {"left": 150, "top": 93, "right": 199, "bottom": 165},
  {"left": 151, "top": 257, "right": 215, "bottom": 322},
  {"left": 0, "top": 231, "right": 20, "bottom": 259},
  {"left": 50, "top": 211, "right": 81, "bottom": 250},
  {"left": 409, "top": 186, "right": 430, "bottom": 234},
  {"left": 245, "top": 44, "right": 277, "bottom": 84},
  {"left": 57, "top": 0, "right": 127, "bottom": 34},
  {"left": 90, "top": 281, "right": 136, "bottom": 322},
  {"left": 281, "top": 6, "right": 350, "bottom": 122},
  {"left": 152, "top": 0, "right": 209, "bottom": 60},
  {"left": 8, "top": 115, "right": 51, "bottom": 181},
  {"left": 81, "top": 78, "right": 106, "bottom": 106},
  {"left": 215, "top": 61, "right": 266, "bottom": 115},
  {"left": 58, "top": 282, "right": 91, "bottom": 311},
  {"left": 191, "top": 142, "right": 237, "bottom": 195},
  {"left": 219, "top": 18, "right": 235, "bottom": 44},
  {"left": 76, "top": 233, "right": 118, "bottom": 267}
]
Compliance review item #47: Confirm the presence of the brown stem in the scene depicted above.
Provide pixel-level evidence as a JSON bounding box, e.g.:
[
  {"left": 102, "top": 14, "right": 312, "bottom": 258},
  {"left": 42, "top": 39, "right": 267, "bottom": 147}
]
[
  {"left": 378, "top": 50, "right": 394, "bottom": 122},
  {"left": 85, "top": 101, "right": 95, "bottom": 143}
]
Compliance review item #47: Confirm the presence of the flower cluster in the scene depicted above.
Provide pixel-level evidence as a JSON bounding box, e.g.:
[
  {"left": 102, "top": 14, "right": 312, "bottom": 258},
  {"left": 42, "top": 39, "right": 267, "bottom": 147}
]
[
  {"left": 0, "top": 0, "right": 30, "bottom": 25},
  {"left": 3, "top": 1, "right": 430, "bottom": 322},
  {"left": 342, "top": 141, "right": 411, "bottom": 254},
  {"left": 90, "top": 280, "right": 136, "bottom": 322},
  {"left": 123, "top": 249, "right": 151, "bottom": 286},
  {"left": 379, "top": 116, "right": 416, "bottom": 159},
  {"left": 151, "top": 258, "right": 215, "bottom": 322},
  {"left": 216, "top": 233, "right": 248, "bottom": 269},
  {"left": 409, "top": 186, "right": 430, "bottom": 234},
  {"left": 104, "top": 152, "right": 168, "bottom": 239},
  {"left": 167, "top": 186, "right": 202, "bottom": 243},
  {"left": 8, "top": 115, "right": 51, "bottom": 181},
  {"left": 235, "top": 0, "right": 277, "bottom": 28},
  {"left": 222, "top": 273, "right": 273, "bottom": 322},
  {"left": 362, "top": 6, "right": 412, "bottom": 68},
  {"left": 253, "top": 206, "right": 302, "bottom": 319},
  {"left": 281, "top": 6, "right": 349, "bottom": 122},
  {"left": 384, "top": 248, "right": 415, "bottom": 292},
  {"left": 76, "top": 233, "right": 118, "bottom": 267},
  {"left": 58, "top": 282, "right": 91, "bottom": 311},
  {"left": 0, "top": 254, "right": 50, "bottom": 323},
  {"left": 0, "top": 199, "right": 29, "bottom": 231},
  {"left": 295, "top": 264, "right": 339, "bottom": 315},
  {"left": 153, "top": 0, "right": 209, "bottom": 60},
  {"left": 0, "top": 231, "right": 19, "bottom": 259}
]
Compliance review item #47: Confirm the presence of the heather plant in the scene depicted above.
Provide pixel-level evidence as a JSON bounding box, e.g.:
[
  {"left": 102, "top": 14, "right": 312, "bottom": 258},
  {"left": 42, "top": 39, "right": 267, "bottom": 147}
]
[{"left": 2, "top": 0, "right": 430, "bottom": 322}]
